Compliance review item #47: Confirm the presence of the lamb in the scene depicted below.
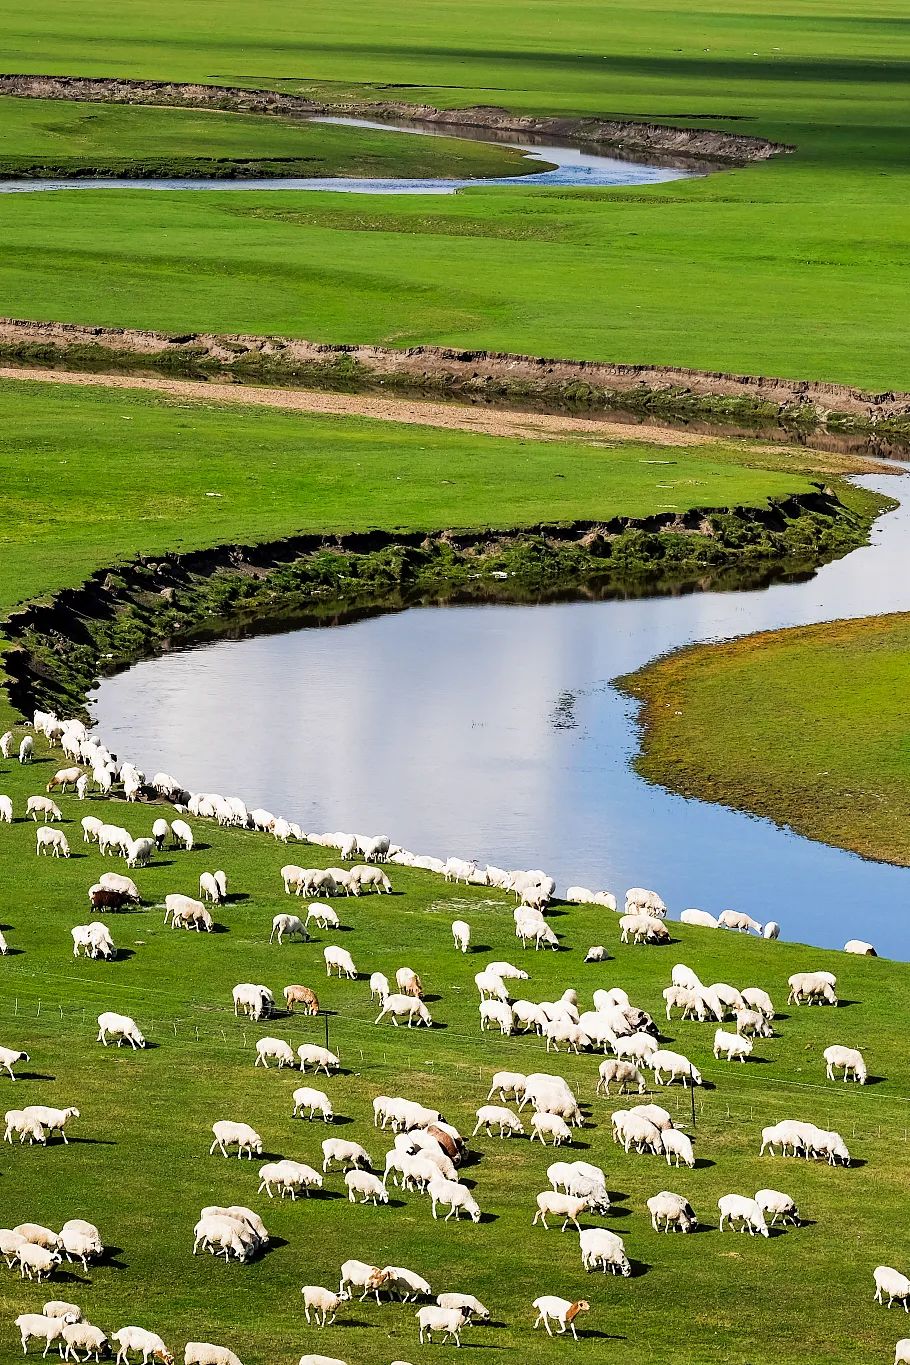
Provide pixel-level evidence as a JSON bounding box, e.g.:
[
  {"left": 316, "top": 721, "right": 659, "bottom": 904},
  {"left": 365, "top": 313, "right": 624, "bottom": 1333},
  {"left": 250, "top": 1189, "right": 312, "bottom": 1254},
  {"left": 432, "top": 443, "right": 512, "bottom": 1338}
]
[
  {"left": 648, "top": 1049, "right": 703, "bottom": 1086},
  {"left": 530, "top": 1112, "right": 573, "bottom": 1146},
  {"left": 255, "top": 1036, "right": 296, "bottom": 1069},
  {"left": 298, "top": 1044, "right": 340, "bottom": 1075},
  {"left": 15, "top": 1314, "right": 73, "bottom": 1356},
  {"left": 0, "top": 730, "right": 12, "bottom": 758},
  {"left": 451, "top": 920, "right": 470, "bottom": 953},
  {"left": 338, "top": 1259, "right": 392, "bottom": 1303},
  {"left": 170, "top": 819, "right": 194, "bottom": 851},
  {"left": 714, "top": 1028, "right": 754, "bottom": 1063},
  {"left": 718, "top": 1194, "right": 770, "bottom": 1237},
  {"left": 257, "top": 1159, "right": 323, "bottom": 1198},
  {"left": 209, "top": 1120, "right": 263, "bottom": 1159},
  {"left": 183, "top": 1345, "right": 244, "bottom": 1365},
  {"left": 532, "top": 1296, "right": 590, "bottom": 1338},
  {"left": 270, "top": 913, "right": 309, "bottom": 945},
  {"left": 28, "top": 795, "right": 62, "bottom": 822},
  {"left": 754, "top": 1189, "right": 800, "bottom": 1227},
  {"left": 15, "top": 1243, "right": 61, "bottom": 1280},
  {"left": 596, "top": 1059, "right": 647, "bottom": 1096},
  {"left": 416, "top": 1306, "right": 467, "bottom": 1345},
  {"left": 647, "top": 1191, "right": 697, "bottom": 1232},
  {"left": 874, "top": 1266, "right": 910, "bottom": 1311},
  {"left": 322, "top": 1138, "right": 372, "bottom": 1171},
  {"left": 376, "top": 994, "right": 432, "bottom": 1027},
  {"left": 0, "top": 1045, "right": 29, "bottom": 1079},
  {"left": 306, "top": 903, "right": 340, "bottom": 931},
  {"left": 111, "top": 1326, "right": 174, "bottom": 1364},
  {"left": 301, "top": 1285, "right": 342, "bottom": 1326},
  {"left": 718, "top": 909, "right": 763, "bottom": 933},
  {"left": 395, "top": 966, "right": 423, "bottom": 995},
  {"left": 345, "top": 1169, "right": 389, "bottom": 1205},
  {"left": 788, "top": 971, "right": 837, "bottom": 1005},
  {"left": 428, "top": 1177, "right": 481, "bottom": 1222},
  {"left": 293, "top": 1086, "right": 334, "bottom": 1121},
  {"left": 284, "top": 984, "right": 320, "bottom": 1015},
  {"left": 584, "top": 946, "right": 606, "bottom": 962},
  {"left": 36, "top": 827, "right": 69, "bottom": 857},
  {"left": 824, "top": 1044, "right": 867, "bottom": 1084},
  {"left": 533, "top": 1190, "right": 590, "bottom": 1232},
  {"left": 472, "top": 1105, "right": 524, "bottom": 1138},
  {"left": 324, "top": 945, "right": 357, "bottom": 979},
  {"left": 232, "top": 984, "right": 272, "bottom": 1021},
  {"left": 97, "top": 1011, "right": 146, "bottom": 1048},
  {"left": 486, "top": 1070, "right": 527, "bottom": 1102},
  {"left": 21, "top": 1105, "right": 80, "bottom": 1143},
  {"left": 436, "top": 1293, "right": 490, "bottom": 1322}
]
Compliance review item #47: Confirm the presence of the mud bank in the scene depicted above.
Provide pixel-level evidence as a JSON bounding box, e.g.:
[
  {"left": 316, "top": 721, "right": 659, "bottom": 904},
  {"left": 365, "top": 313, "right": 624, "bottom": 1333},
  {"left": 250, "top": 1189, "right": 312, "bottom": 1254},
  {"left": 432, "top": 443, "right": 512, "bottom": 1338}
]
[
  {"left": 2, "top": 489, "right": 868, "bottom": 719},
  {"left": 2, "top": 319, "right": 909, "bottom": 438},
  {"left": 0, "top": 74, "right": 786, "bottom": 165}
]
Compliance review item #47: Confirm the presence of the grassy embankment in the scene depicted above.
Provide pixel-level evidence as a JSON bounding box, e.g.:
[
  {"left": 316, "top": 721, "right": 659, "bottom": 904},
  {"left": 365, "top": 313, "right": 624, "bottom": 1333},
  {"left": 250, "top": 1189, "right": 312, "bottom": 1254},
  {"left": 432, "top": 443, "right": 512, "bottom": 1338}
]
[
  {"left": 0, "top": 730, "right": 908, "bottom": 1365},
  {"left": 0, "top": 0, "right": 907, "bottom": 388},
  {"left": 0, "top": 97, "right": 538, "bottom": 180},
  {"left": 622, "top": 614, "right": 910, "bottom": 868}
]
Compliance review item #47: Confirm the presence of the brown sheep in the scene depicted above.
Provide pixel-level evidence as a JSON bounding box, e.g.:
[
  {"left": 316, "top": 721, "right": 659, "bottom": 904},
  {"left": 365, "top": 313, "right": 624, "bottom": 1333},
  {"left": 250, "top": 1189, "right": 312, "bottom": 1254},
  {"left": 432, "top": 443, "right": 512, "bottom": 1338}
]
[{"left": 284, "top": 984, "right": 319, "bottom": 1015}]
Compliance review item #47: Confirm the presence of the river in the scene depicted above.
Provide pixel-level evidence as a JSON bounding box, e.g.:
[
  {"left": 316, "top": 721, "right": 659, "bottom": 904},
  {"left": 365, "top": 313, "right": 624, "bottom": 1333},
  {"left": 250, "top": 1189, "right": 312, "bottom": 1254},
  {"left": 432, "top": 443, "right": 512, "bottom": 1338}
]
[{"left": 92, "top": 472, "right": 910, "bottom": 960}]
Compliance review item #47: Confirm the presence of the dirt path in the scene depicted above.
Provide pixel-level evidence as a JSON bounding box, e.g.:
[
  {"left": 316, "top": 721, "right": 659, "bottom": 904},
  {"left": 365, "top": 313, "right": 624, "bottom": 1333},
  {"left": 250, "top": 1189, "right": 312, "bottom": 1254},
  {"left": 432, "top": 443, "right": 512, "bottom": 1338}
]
[{"left": 0, "top": 365, "right": 726, "bottom": 447}]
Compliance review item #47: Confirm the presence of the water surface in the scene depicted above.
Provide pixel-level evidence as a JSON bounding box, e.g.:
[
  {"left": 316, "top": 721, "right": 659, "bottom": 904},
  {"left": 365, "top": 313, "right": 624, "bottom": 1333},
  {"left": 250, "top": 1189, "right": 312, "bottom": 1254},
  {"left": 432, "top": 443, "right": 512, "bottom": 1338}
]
[{"left": 93, "top": 473, "right": 910, "bottom": 959}]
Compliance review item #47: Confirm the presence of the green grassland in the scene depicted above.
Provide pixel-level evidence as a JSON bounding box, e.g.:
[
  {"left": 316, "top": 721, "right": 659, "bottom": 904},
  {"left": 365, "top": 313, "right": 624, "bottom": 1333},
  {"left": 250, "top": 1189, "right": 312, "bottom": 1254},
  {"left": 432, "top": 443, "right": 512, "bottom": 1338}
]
[
  {"left": 0, "top": 0, "right": 907, "bottom": 385},
  {"left": 621, "top": 613, "right": 910, "bottom": 867},
  {"left": 0, "top": 731, "right": 907, "bottom": 1364},
  {"left": 0, "top": 98, "right": 537, "bottom": 180}
]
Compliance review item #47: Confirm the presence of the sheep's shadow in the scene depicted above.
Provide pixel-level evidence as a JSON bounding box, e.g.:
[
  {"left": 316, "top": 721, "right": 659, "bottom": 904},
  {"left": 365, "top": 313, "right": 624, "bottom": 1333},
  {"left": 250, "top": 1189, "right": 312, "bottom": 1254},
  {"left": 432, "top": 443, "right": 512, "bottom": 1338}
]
[
  {"left": 97, "top": 1245, "right": 128, "bottom": 1269},
  {"left": 225, "top": 893, "right": 250, "bottom": 904},
  {"left": 0, "top": 947, "right": 24, "bottom": 956},
  {"left": 13, "top": 1072, "right": 55, "bottom": 1083},
  {"left": 70, "top": 1137, "right": 117, "bottom": 1147},
  {"left": 605, "top": 1205, "right": 632, "bottom": 1219},
  {"left": 112, "top": 949, "right": 136, "bottom": 962},
  {"left": 578, "top": 1330, "right": 627, "bottom": 1341},
  {"left": 692, "top": 1157, "right": 715, "bottom": 1170},
  {"left": 627, "top": 1259, "right": 650, "bottom": 1278},
  {"left": 476, "top": 1211, "right": 498, "bottom": 1224}
]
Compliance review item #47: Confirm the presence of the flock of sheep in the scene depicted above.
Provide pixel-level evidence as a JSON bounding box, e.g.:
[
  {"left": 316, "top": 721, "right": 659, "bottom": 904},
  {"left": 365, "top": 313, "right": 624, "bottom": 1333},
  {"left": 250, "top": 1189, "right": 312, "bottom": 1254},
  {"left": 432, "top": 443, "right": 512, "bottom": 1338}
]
[{"left": 0, "top": 708, "right": 901, "bottom": 1363}]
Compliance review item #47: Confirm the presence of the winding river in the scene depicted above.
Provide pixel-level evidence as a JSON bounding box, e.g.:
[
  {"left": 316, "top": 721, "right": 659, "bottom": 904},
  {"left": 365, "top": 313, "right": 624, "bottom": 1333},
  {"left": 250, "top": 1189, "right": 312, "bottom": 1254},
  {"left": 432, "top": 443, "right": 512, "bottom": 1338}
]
[
  {"left": 0, "top": 115, "right": 699, "bottom": 195},
  {"left": 93, "top": 472, "right": 910, "bottom": 960}
]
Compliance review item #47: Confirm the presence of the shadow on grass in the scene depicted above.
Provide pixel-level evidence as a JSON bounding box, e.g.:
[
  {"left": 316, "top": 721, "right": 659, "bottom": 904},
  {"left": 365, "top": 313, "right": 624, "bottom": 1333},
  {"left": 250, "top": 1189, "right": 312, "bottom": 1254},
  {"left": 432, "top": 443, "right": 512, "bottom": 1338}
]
[
  {"left": 113, "top": 949, "right": 136, "bottom": 962},
  {"left": 692, "top": 1157, "right": 715, "bottom": 1170},
  {"left": 70, "top": 1136, "right": 117, "bottom": 1146},
  {"left": 16, "top": 1072, "right": 56, "bottom": 1083}
]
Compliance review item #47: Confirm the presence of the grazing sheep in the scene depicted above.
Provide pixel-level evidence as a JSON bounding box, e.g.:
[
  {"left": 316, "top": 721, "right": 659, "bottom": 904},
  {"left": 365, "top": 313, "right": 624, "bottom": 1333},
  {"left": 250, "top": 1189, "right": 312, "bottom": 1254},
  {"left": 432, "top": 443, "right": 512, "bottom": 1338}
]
[
  {"left": 532, "top": 1296, "right": 590, "bottom": 1338},
  {"left": 486, "top": 1070, "right": 527, "bottom": 1103},
  {"left": 15, "top": 1244, "right": 61, "bottom": 1280},
  {"left": 844, "top": 939, "right": 876, "bottom": 956},
  {"left": 255, "top": 1036, "right": 296, "bottom": 1069},
  {"left": 451, "top": 920, "right": 470, "bottom": 953},
  {"left": 479, "top": 1000, "right": 514, "bottom": 1035},
  {"left": 895, "top": 1342, "right": 910, "bottom": 1364},
  {"left": 614, "top": 1033, "right": 659, "bottom": 1064},
  {"left": 306, "top": 903, "right": 340, "bottom": 931},
  {"left": 611, "top": 1110, "right": 663, "bottom": 1156},
  {"left": 257, "top": 1159, "right": 323, "bottom": 1199},
  {"left": 647, "top": 1191, "right": 697, "bottom": 1232},
  {"left": 735, "top": 1008, "right": 773, "bottom": 1038},
  {"left": 742, "top": 987, "right": 775, "bottom": 1019},
  {"left": 97, "top": 872, "right": 141, "bottom": 902},
  {"left": 788, "top": 972, "right": 837, "bottom": 1006},
  {"left": 43, "top": 1302, "right": 82, "bottom": 1322},
  {"left": 72, "top": 922, "right": 116, "bottom": 960},
  {"left": 338, "top": 1259, "right": 392, "bottom": 1303},
  {"left": 533, "top": 1190, "right": 590, "bottom": 1232},
  {"left": 382, "top": 1266, "right": 431, "bottom": 1302},
  {"left": 547, "top": 1161, "right": 610, "bottom": 1213},
  {"left": 36, "top": 827, "right": 69, "bottom": 858},
  {"left": 472, "top": 1105, "right": 524, "bottom": 1138},
  {"left": 714, "top": 1029, "right": 754, "bottom": 1063},
  {"left": 324, "top": 946, "right": 357, "bottom": 980},
  {"left": 298, "top": 1044, "right": 339, "bottom": 1075},
  {"left": 376, "top": 994, "right": 432, "bottom": 1028},
  {"left": 661, "top": 1128, "right": 695, "bottom": 1168},
  {"left": 625, "top": 888, "right": 666, "bottom": 918},
  {"left": 648, "top": 1049, "right": 703, "bottom": 1087},
  {"left": 763, "top": 921, "right": 781, "bottom": 940},
  {"left": 596, "top": 1059, "right": 647, "bottom": 1096},
  {"left": 270, "top": 913, "right": 309, "bottom": 946},
  {"left": 620, "top": 913, "right": 668, "bottom": 945},
  {"left": 183, "top": 1345, "right": 243, "bottom": 1365},
  {"left": 21, "top": 1104, "right": 80, "bottom": 1144},
  {"left": 718, "top": 1194, "right": 769, "bottom": 1237},
  {"left": 875, "top": 1267, "right": 910, "bottom": 1311},
  {"left": 97, "top": 1011, "right": 145, "bottom": 1049},
  {"left": 755, "top": 1189, "right": 800, "bottom": 1227},
  {"left": 232, "top": 983, "right": 273, "bottom": 1021},
  {"left": 284, "top": 984, "right": 320, "bottom": 1015},
  {"left": 126, "top": 837, "right": 155, "bottom": 868},
  {"left": 301, "top": 1285, "right": 342, "bottom": 1326},
  {"left": 679, "top": 908, "right": 718, "bottom": 929},
  {"left": 15, "top": 1314, "right": 73, "bottom": 1356},
  {"left": 369, "top": 972, "right": 391, "bottom": 1003},
  {"left": 395, "top": 966, "right": 423, "bottom": 996},
  {"left": 170, "top": 819, "right": 194, "bottom": 851},
  {"left": 111, "top": 1327, "right": 173, "bottom": 1365},
  {"left": 428, "top": 1177, "right": 481, "bottom": 1223},
  {"left": 663, "top": 985, "right": 707, "bottom": 1022},
  {"left": 0, "top": 1045, "right": 29, "bottom": 1080},
  {"left": 0, "top": 731, "right": 12, "bottom": 758},
  {"left": 530, "top": 1112, "right": 573, "bottom": 1146},
  {"left": 209, "top": 1121, "right": 263, "bottom": 1159},
  {"left": 579, "top": 1227, "right": 631, "bottom": 1275},
  {"left": 322, "top": 1137, "right": 372, "bottom": 1172},
  {"left": 416, "top": 1306, "right": 467, "bottom": 1345},
  {"left": 824, "top": 1044, "right": 867, "bottom": 1084},
  {"left": 293, "top": 1086, "right": 334, "bottom": 1122},
  {"left": 718, "top": 909, "right": 762, "bottom": 933},
  {"left": 19, "top": 737, "right": 33, "bottom": 764},
  {"left": 584, "top": 946, "right": 606, "bottom": 963},
  {"left": 349, "top": 866, "right": 391, "bottom": 895},
  {"left": 436, "top": 1293, "right": 489, "bottom": 1322},
  {"left": 199, "top": 872, "right": 224, "bottom": 904},
  {"left": 345, "top": 1169, "right": 389, "bottom": 1205}
]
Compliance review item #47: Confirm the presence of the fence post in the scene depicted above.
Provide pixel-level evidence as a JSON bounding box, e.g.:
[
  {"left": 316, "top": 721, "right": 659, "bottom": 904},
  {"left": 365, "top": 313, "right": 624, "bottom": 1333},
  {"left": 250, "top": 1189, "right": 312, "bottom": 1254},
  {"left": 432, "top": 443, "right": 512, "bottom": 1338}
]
[{"left": 689, "top": 1077, "right": 696, "bottom": 1129}]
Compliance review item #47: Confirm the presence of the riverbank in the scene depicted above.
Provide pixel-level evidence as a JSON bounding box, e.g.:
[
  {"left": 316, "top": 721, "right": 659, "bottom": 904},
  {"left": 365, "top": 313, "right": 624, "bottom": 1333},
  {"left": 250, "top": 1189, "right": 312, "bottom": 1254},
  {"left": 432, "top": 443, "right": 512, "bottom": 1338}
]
[{"left": 621, "top": 613, "right": 910, "bottom": 867}]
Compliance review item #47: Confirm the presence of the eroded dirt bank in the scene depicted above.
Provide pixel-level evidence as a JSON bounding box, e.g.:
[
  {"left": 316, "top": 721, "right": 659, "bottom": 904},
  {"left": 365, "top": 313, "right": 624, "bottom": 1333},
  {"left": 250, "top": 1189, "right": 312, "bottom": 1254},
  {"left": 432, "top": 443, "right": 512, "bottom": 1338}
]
[
  {"left": 0, "top": 74, "right": 786, "bottom": 164},
  {"left": 1, "top": 319, "right": 908, "bottom": 436}
]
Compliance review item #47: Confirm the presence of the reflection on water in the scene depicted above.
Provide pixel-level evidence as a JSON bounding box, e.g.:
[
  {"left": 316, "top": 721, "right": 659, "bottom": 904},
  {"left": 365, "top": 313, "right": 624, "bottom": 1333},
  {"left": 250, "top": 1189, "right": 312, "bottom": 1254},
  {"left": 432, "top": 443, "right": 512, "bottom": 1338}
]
[{"left": 93, "top": 474, "right": 910, "bottom": 959}]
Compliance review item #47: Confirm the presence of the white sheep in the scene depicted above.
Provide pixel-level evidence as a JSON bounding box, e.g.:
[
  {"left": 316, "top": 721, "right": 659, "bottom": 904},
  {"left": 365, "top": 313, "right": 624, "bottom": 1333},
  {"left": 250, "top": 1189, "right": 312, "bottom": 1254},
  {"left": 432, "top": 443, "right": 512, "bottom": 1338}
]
[
  {"left": 209, "top": 1120, "right": 263, "bottom": 1159},
  {"left": 43, "top": 1302, "right": 82, "bottom": 1322},
  {"left": 844, "top": 939, "right": 877, "bottom": 956},
  {"left": 376, "top": 994, "right": 432, "bottom": 1028},
  {"left": 306, "top": 903, "right": 340, "bottom": 931},
  {"left": 255, "top": 1036, "right": 296, "bottom": 1069},
  {"left": 661, "top": 1128, "right": 695, "bottom": 1168},
  {"left": 15, "top": 1314, "right": 73, "bottom": 1356},
  {"left": 472, "top": 1105, "right": 524, "bottom": 1138},
  {"left": 15, "top": 1243, "right": 61, "bottom": 1280},
  {"left": 111, "top": 1326, "right": 173, "bottom": 1364},
  {"left": 579, "top": 1227, "right": 631, "bottom": 1275},
  {"left": 0, "top": 731, "right": 12, "bottom": 758},
  {"left": 345, "top": 1169, "right": 389, "bottom": 1205},
  {"left": 755, "top": 1188, "right": 800, "bottom": 1226},
  {"left": 742, "top": 987, "right": 775, "bottom": 1019},
  {"left": 257, "top": 1159, "right": 322, "bottom": 1198},
  {"left": 436, "top": 1293, "right": 489, "bottom": 1322},
  {"left": 875, "top": 1267, "right": 910, "bottom": 1311},
  {"left": 718, "top": 1194, "right": 769, "bottom": 1237},
  {"left": 383, "top": 1265, "right": 431, "bottom": 1301},
  {"left": 714, "top": 1028, "right": 754, "bottom": 1063},
  {"left": 0, "top": 1045, "right": 29, "bottom": 1080},
  {"left": 416, "top": 1306, "right": 466, "bottom": 1345},
  {"left": 183, "top": 1344, "right": 243, "bottom": 1365},
  {"left": 824, "top": 1044, "right": 867, "bottom": 1084},
  {"left": 232, "top": 983, "right": 272, "bottom": 1021},
  {"left": 324, "top": 945, "right": 357, "bottom": 979},
  {"left": 36, "top": 826, "right": 69, "bottom": 857},
  {"left": 21, "top": 1104, "right": 80, "bottom": 1144},
  {"left": 170, "top": 819, "right": 194, "bottom": 851},
  {"left": 647, "top": 1191, "right": 697, "bottom": 1232},
  {"left": 270, "top": 912, "right": 309, "bottom": 945},
  {"left": 611, "top": 1109, "right": 663, "bottom": 1156},
  {"left": 533, "top": 1190, "right": 590, "bottom": 1232},
  {"left": 718, "top": 909, "right": 763, "bottom": 933},
  {"left": 199, "top": 872, "right": 224, "bottom": 904},
  {"left": 529, "top": 1112, "right": 572, "bottom": 1146},
  {"left": 428, "top": 1177, "right": 481, "bottom": 1222},
  {"left": 596, "top": 1059, "right": 647, "bottom": 1096},
  {"left": 479, "top": 1000, "right": 513, "bottom": 1035},
  {"left": 97, "top": 1011, "right": 146, "bottom": 1048},
  {"left": 301, "top": 1285, "right": 341, "bottom": 1326},
  {"left": 679, "top": 908, "right": 718, "bottom": 928},
  {"left": 788, "top": 971, "right": 837, "bottom": 1005},
  {"left": 648, "top": 1049, "right": 703, "bottom": 1086},
  {"left": 298, "top": 1044, "right": 340, "bottom": 1075},
  {"left": 548, "top": 1161, "right": 610, "bottom": 1213},
  {"left": 486, "top": 1070, "right": 527, "bottom": 1102},
  {"left": 293, "top": 1086, "right": 334, "bottom": 1122},
  {"left": 322, "top": 1137, "right": 372, "bottom": 1173},
  {"left": 18, "top": 737, "right": 33, "bottom": 764},
  {"left": 338, "top": 1259, "right": 392, "bottom": 1303},
  {"left": 474, "top": 969, "right": 509, "bottom": 1002},
  {"left": 735, "top": 1008, "right": 773, "bottom": 1038},
  {"left": 369, "top": 972, "right": 391, "bottom": 1003},
  {"left": 532, "top": 1296, "right": 590, "bottom": 1338},
  {"left": 451, "top": 920, "right": 470, "bottom": 953}
]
